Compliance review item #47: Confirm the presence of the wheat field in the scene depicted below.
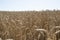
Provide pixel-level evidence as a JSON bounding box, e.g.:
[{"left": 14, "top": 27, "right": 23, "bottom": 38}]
[{"left": 0, "top": 10, "right": 60, "bottom": 40}]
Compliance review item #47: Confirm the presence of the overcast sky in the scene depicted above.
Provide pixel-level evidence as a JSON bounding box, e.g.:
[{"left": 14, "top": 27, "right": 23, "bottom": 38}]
[{"left": 0, "top": 0, "right": 60, "bottom": 11}]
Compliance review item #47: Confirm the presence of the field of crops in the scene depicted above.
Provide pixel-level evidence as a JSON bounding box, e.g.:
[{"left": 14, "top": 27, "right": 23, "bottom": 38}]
[{"left": 0, "top": 10, "right": 60, "bottom": 40}]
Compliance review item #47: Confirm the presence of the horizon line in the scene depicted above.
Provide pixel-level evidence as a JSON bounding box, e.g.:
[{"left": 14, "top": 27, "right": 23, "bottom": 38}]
[{"left": 0, "top": 9, "right": 60, "bottom": 11}]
